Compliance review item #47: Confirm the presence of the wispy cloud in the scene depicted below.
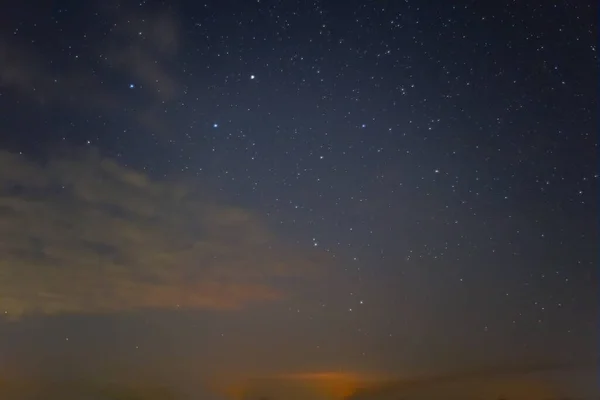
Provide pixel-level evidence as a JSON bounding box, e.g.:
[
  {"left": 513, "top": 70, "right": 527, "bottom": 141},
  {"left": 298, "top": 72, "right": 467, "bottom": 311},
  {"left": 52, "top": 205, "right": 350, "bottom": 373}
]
[
  {"left": 0, "top": 5, "right": 184, "bottom": 138},
  {"left": 0, "top": 149, "right": 326, "bottom": 318},
  {"left": 0, "top": 37, "right": 115, "bottom": 109},
  {"left": 102, "top": 10, "right": 183, "bottom": 101}
]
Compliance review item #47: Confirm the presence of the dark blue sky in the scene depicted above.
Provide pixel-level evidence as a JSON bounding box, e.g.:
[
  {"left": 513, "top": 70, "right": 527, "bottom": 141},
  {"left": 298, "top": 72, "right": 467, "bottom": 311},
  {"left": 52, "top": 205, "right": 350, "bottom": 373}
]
[{"left": 0, "top": 0, "right": 597, "bottom": 398}]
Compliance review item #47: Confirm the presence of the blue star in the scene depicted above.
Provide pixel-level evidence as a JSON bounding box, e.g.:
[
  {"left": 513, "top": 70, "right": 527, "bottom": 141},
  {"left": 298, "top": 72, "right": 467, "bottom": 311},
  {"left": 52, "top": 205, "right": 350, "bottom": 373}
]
[
  {"left": 213, "top": 123, "right": 219, "bottom": 128},
  {"left": 129, "top": 83, "right": 135, "bottom": 89}
]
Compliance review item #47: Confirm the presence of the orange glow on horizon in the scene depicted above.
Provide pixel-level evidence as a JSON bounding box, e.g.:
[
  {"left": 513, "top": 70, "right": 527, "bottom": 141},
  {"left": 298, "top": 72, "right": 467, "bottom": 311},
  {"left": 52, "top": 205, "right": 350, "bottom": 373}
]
[{"left": 212, "top": 370, "right": 388, "bottom": 399}]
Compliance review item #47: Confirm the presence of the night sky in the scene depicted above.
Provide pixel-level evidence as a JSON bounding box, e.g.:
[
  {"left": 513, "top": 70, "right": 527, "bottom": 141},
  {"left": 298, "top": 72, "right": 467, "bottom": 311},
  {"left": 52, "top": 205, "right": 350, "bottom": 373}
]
[{"left": 0, "top": 0, "right": 597, "bottom": 399}]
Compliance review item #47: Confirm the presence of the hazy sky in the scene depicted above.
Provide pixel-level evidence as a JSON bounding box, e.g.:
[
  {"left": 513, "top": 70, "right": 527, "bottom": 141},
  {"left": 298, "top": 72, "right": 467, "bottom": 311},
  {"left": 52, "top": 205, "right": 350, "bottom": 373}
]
[{"left": 0, "top": 0, "right": 597, "bottom": 399}]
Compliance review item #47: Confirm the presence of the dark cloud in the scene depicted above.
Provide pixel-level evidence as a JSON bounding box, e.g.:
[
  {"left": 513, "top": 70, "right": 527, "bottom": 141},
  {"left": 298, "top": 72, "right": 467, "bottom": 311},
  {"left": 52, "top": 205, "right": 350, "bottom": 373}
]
[
  {"left": 0, "top": 377, "right": 194, "bottom": 400},
  {"left": 0, "top": 37, "right": 116, "bottom": 111},
  {"left": 0, "top": 38, "right": 40, "bottom": 97},
  {"left": 344, "top": 362, "right": 599, "bottom": 400},
  {"left": 0, "top": 149, "right": 327, "bottom": 318},
  {"left": 0, "top": 6, "right": 182, "bottom": 137}
]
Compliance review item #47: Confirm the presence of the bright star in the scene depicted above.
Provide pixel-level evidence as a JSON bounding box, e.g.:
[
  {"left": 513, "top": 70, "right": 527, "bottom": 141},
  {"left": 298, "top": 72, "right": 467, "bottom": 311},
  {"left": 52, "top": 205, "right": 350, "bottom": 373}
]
[
  {"left": 250, "top": 74, "right": 255, "bottom": 79},
  {"left": 213, "top": 123, "right": 219, "bottom": 128},
  {"left": 129, "top": 83, "right": 135, "bottom": 89}
]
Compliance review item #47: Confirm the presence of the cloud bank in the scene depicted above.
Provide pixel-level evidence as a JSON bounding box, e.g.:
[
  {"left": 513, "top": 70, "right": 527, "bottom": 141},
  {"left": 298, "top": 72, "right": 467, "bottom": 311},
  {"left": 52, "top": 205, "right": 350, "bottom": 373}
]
[
  {"left": 0, "top": 149, "right": 324, "bottom": 318},
  {"left": 344, "top": 362, "right": 599, "bottom": 400},
  {"left": 0, "top": 378, "right": 185, "bottom": 400}
]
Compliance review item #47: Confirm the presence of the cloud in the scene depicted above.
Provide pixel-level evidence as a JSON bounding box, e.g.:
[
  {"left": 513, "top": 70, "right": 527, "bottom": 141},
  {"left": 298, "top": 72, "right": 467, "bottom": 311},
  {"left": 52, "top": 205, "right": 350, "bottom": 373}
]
[
  {"left": 0, "top": 38, "right": 39, "bottom": 97},
  {"left": 0, "top": 377, "right": 188, "bottom": 400},
  {"left": 0, "top": 37, "right": 117, "bottom": 111},
  {"left": 0, "top": 149, "right": 325, "bottom": 318},
  {"left": 346, "top": 378, "right": 554, "bottom": 400},
  {"left": 344, "top": 362, "right": 598, "bottom": 400},
  {"left": 103, "top": 11, "right": 182, "bottom": 101},
  {"left": 0, "top": 5, "right": 182, "bottom": 137}
]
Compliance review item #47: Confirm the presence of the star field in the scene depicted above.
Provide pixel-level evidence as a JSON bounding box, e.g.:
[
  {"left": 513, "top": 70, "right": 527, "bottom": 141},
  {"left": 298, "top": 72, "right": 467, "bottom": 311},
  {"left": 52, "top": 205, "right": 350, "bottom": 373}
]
[{"left": 0, "top": 0, "right": 597, "bottom": 399}]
